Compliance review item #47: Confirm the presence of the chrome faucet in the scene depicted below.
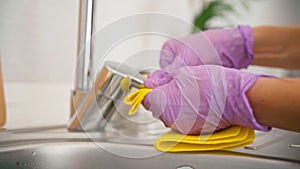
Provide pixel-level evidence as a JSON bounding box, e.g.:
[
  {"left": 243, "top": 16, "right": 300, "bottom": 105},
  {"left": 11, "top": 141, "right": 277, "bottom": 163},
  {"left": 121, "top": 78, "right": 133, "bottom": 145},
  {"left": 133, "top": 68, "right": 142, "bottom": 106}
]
[
  {"left": 68, "top": 0, "right": 144, "bottom": 132},
  {"left": 75, "top": 0, "right": 95, "bottom": 91}
]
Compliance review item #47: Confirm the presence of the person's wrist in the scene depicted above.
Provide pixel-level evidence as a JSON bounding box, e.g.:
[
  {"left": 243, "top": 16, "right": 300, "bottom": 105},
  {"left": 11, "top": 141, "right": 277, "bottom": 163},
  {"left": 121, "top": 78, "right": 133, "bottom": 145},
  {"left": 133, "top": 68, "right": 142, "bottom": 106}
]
[
  {"left": 237, "top": 25, "right": 254, "bottom": 68},
  {"left": 225, "top": 69, "right": 272, "bottom": 131},
  {"left": 239, "top": 74, "right": 271, "bottom": 131},
  {"left": 204, "top": 25, "right": 254, "bottom": 69}
]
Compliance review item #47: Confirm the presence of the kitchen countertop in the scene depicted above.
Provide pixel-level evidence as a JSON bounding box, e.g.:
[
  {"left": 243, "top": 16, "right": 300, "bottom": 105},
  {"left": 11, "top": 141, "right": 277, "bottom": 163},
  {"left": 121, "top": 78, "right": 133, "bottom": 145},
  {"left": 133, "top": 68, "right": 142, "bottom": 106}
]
[
  {"left": 3, "top": 82, "right": 71, "bottom": 129},
  {"left": 0, "top": 82, "right": 299, "bottom": 166}
]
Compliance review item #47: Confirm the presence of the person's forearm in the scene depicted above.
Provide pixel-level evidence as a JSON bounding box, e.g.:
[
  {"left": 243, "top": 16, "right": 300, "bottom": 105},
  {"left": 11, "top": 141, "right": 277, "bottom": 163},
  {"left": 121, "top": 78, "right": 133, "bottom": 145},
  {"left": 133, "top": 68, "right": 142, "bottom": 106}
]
[
  {"left": 246, "top": 78, "right": 300, "bottom": 132},
  {"left": 252, "top": 26, "right": 300, "bottom": 69}
]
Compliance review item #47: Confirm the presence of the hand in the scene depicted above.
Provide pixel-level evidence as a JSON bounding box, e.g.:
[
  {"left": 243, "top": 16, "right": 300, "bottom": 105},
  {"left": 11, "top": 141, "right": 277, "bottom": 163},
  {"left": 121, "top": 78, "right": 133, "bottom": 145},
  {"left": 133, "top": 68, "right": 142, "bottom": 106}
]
[
  {"left": 143, "top": 65, "right": 271, "bottom": 135},
  {"left": 160, "top": 25, "right": 254, "bottom": 72}
]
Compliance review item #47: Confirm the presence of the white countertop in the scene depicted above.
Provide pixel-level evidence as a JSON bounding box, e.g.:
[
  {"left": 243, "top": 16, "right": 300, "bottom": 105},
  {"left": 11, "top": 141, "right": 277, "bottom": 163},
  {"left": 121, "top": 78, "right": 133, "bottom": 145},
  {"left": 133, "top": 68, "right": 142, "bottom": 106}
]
[{"left": 3, "top": 82, "right": 71, "bottom": 129}]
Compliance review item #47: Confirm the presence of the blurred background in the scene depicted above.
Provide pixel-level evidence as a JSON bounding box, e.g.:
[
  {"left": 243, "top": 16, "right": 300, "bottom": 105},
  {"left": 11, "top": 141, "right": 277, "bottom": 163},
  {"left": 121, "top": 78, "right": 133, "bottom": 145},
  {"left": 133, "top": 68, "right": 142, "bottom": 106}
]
[{"left": 0, "top": 0, "right": 300, "bottom": 128}]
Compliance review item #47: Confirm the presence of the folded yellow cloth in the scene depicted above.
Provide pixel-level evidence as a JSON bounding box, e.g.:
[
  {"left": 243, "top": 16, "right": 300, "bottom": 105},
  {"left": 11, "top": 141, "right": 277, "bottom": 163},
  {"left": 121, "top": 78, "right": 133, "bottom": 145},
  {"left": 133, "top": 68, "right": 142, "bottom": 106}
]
[
  {"left": 154, "top": 126, "right": 255, "bottom": 152},
  {"left": 123, "top": 84, "right": 152, "bottom": 115},
  {"left": 123, "top": 86, "right": 255, "bottom": 152}
]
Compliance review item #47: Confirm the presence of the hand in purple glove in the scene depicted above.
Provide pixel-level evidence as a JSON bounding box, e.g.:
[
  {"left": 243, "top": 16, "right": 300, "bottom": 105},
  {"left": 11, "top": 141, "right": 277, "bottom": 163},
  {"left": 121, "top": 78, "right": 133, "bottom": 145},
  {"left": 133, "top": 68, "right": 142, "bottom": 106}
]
[
  {"left": 143, "top": 65, "right": 271, "bottom": 135},
  {"left": 160, "top": 25, "right": 254, "bottom": 72}
]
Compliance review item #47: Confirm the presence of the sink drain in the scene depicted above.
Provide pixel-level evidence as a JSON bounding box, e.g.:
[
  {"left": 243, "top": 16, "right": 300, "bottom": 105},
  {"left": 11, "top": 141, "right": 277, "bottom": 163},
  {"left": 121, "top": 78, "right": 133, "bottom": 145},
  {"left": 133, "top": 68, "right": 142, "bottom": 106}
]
[{"left": 176, "top": 165, "right": 195, "bottom": 169}]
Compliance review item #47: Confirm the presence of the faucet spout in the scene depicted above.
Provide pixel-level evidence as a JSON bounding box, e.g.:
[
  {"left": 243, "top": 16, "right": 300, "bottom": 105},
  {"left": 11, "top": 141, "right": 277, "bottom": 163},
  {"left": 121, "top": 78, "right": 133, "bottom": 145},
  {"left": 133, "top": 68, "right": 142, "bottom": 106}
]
[
  {"left": 75, "top": 0, "right": 96, "bottom": 91},
  {"left": 69, "top": 0, "right": 145, "bottom": 132},
  {"left": 69, "top": 61, "right": 145, "bottom": 131},
  {"left": 69, "top": 0, "right": 96, "bottom": 121}
]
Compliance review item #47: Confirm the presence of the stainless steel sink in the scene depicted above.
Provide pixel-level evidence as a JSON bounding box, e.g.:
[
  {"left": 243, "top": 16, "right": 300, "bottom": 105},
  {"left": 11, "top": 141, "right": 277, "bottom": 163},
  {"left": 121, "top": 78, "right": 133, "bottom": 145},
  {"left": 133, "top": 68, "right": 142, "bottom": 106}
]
[{"left": 0, "top": 125, "right": 299, "bottom": 169}]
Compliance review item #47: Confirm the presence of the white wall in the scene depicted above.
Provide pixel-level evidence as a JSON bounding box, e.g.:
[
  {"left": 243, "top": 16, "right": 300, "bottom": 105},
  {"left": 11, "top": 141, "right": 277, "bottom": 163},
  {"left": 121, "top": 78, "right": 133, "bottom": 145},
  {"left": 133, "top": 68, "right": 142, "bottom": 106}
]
[
  {"left": 1, "top": 0, "right": 300, "bottom": 83},
  {"left": 0, "top": 0, "right": 300, "bottom": 128},
  {"left": 0, "top": 0, "right": 198, "bottom": 83},
  {"left": 0, "top": 0, "right": 78, "bottom": 82},
  {"left": 227, "top": 0, "right": 300, "bottom": 77}
]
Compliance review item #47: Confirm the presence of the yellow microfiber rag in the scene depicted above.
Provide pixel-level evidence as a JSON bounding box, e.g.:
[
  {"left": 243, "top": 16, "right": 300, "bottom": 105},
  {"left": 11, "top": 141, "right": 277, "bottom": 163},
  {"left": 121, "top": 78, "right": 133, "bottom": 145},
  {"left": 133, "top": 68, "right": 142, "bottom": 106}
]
[
  {"left": 154, "top": 126, "right": 254, "bottom": 152},
  {"left": 123, "top": 85, "right": 255, "bottom": 152},
  {"left": 123, "top": 86, "right": 151, "bottom": 115}
]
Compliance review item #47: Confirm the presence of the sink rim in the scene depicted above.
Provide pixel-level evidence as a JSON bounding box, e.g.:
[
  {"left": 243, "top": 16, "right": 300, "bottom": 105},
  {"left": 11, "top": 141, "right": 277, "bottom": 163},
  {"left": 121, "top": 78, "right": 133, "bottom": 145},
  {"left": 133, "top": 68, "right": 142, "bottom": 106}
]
[
  {"left": 0, "top": 125, "right": 299, "bottom": 164},
  {"left": 0, "top": 140, "right": 300, "bottom": 167}
]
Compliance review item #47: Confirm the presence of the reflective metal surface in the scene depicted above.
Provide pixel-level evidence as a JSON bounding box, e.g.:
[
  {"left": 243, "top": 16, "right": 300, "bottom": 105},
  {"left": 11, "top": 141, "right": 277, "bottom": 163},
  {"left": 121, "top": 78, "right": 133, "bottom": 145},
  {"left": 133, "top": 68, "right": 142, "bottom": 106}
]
[
  {"left": 69, "top": 61, "right": 145, "bottom": 131},
  {"left": 1, "top": 142, "right": 298, "bottom": 169},
  {"left": 75, "top": 0, "right": 97, "bottom": 90},
  {"left": 71, "top": 0, "right": 147, "bottom": 132},
  {"left": 0, "top": 126, "right": 299, "bottom": 169}
]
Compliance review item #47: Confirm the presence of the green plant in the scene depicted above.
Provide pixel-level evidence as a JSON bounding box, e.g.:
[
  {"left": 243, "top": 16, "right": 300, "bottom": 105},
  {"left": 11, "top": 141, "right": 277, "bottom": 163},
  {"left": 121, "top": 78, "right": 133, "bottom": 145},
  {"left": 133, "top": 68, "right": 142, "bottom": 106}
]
[{"left": 193, "top": 0, "right": 252, "bottom": 32}]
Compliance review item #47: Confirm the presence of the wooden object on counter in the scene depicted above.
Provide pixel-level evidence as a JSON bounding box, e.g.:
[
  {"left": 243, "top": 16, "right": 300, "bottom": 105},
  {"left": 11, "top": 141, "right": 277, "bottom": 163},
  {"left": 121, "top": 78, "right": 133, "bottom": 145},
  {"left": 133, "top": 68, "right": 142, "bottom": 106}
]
[
  {"left": 0, "top": 56, "right": 6, "bottom": 127},
  {"left": 69, "top": 66, "right": 110, "bottom": 130},
  {"left": 70, "top": 90, "right": 87, "bottom": 117}
]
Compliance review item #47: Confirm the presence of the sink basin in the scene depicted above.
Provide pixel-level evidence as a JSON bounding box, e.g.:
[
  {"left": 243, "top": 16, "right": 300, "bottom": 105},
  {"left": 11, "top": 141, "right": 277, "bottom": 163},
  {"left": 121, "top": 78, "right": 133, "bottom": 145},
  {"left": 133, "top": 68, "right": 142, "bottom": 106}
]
[
  {"left": 0, "top": 126, "right": 299, "bottom": 169},
  {"left": 0, "top": 141, "right": 299, "bottom": 169}
]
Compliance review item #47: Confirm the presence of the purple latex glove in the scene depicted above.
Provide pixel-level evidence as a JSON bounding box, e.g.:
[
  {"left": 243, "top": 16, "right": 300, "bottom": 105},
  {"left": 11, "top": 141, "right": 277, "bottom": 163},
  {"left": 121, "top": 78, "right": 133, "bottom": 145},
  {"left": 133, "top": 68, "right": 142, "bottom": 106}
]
[
  {"left": 143, "top": 65, "right": 272, "bottom": 135},
  {"left": 160, "top": 25, "right": 254, "bottom": 72}
]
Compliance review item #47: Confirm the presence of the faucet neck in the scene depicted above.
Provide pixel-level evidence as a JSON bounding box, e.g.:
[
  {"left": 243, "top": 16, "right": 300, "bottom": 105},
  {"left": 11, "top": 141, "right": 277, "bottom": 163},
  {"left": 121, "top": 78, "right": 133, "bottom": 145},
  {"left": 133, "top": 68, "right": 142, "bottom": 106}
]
[{"left": 75, "top": 0, "right": 96, "bottom": 91}]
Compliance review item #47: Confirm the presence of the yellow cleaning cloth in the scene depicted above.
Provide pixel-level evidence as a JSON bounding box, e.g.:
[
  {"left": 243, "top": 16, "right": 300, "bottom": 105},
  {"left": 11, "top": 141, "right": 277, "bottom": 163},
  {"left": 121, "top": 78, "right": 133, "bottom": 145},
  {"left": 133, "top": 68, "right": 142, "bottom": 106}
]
[
  {"left": 123, "top": 87, "right": 255, "bottom": 152},
  {"left": 154, "top": 126, "right": 254, "bottom": 152},
  {"left": 123, "top": 86, "right": 152, "bottom": 115}
]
